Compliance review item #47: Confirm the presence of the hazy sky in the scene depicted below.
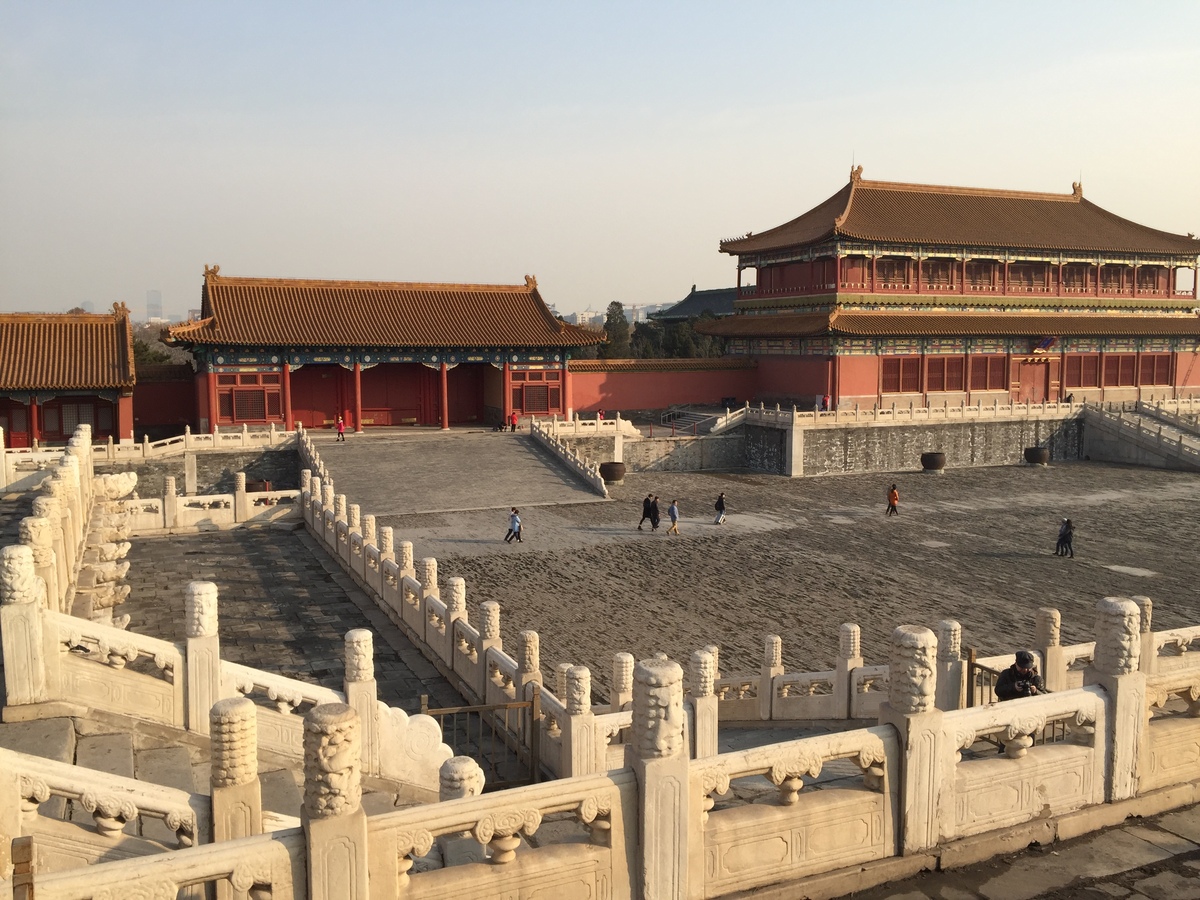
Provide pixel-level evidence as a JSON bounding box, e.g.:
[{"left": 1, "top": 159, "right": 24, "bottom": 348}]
[{"left": 2, "top": 2, "right": 1198, "bottom": 319}]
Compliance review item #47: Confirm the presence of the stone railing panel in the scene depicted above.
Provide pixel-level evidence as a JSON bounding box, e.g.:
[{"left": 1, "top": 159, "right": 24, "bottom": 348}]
[
  {"left": 850, "top": 665, "right": 889, "bottom": 718},
  {"left": 690, "top": 724, "right": 899, "bottom": 897},
  {"left": 1142, "top": 669, "right": 1200, "bottom": 793},
  {"left": 941, "top": 686, "right": 1107, "bottom": 842}
]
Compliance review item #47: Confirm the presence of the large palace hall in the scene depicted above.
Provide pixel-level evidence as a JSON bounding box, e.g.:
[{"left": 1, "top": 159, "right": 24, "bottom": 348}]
[{"left": 701, "top": 168, "right": 1200, "bottom": 408}]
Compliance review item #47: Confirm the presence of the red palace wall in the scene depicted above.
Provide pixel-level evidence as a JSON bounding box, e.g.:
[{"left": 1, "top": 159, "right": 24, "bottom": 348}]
[
  {"left": 569, "top": 366, "right": 757, "bottom": 413},
  {"left": 753, "top": 356, "right": 833, "bottom": 403},
  {"left": 835, "top": 356, "right": 880, "bottom": 403},
  {"left": 134, "top": 380, "right": 195, "bottom": 438},
  {"left": 1177, "top": 350, "right": 1200, "bottom": 389}
]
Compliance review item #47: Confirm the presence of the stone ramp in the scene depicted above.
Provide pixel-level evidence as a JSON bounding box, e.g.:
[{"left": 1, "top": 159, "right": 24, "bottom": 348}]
[{"left": 310, "top": 429, "right": 608, "bottom": 514}]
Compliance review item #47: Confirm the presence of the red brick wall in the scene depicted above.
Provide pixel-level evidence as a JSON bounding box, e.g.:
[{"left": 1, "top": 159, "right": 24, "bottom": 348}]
[
  {"left": 569, "top": 367, "right": 757, "bottom": 412},
  {"left": 753, "top": 356, "right": 832, "bottom": 403},
  {"left": 133, "top": 379, "right": 195, "bottom": 437}
]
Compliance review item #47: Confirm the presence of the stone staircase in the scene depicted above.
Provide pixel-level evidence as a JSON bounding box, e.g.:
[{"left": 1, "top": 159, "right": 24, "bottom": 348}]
[{"left": 1083, "top": 404, "right": 1200, "bottom": 471}]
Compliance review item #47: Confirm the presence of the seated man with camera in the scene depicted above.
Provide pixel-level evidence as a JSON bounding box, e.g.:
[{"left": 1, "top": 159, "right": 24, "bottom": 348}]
[{"left": 995, "top": 650, "right": 1048, "bottom": 701}]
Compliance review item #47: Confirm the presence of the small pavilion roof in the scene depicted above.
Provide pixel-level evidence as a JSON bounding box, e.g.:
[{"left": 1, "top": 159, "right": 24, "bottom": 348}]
[
  {"left": 0, "top": 305, "right": 136, "bottom": 391},
  {"left": 697, "top": 309, "right": 1200, "bottom": 339},
  {"left": 720, "top": 169, "right": 1200, "bottom": 257},
  {"left": 167, "top": 268, "right": 605, "bottom": 349},
  {"left": 651, "top": 285, "right": 739, "bottom": 322}
]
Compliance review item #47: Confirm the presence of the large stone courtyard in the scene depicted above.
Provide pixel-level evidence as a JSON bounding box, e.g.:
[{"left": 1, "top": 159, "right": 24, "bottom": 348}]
[{"left": 365, "top": 455, "right": 1200, "bottom": 699}]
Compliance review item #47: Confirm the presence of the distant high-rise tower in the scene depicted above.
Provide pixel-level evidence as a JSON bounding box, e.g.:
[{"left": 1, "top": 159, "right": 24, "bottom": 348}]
[{"left": 146, "top": 290, "right": 163, "bottom": 321}]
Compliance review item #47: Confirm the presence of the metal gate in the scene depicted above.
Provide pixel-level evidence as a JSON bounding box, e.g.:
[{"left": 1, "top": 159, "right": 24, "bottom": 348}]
[{"left": 420, "top": 686, "right": 542, "bottom": 790}]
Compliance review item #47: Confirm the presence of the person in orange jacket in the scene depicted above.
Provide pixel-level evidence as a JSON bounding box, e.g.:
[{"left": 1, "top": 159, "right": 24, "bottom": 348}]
[{"left": 886, "top": 484, "right": 899, "bottom": 516}]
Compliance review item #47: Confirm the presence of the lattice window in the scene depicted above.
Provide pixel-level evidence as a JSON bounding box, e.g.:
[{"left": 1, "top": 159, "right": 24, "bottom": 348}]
[
  {"left": 97, "top": 404, "right": 113, "bottom": 431},
  {"left": 882, "top": 357, "right": 922, "bottom": 393},
  {"left": 524, "top": 384, "right": 550, "bottom": 414},
  {"left": 218, "top": 374, "right": 237, "bottom": 386},
  {"left": 234, "top": 390, "right": 267, "bottom": 421},
  {"left": 548, "top": 386, "right": 561, "bottom": 410},
  {"left": 43, "top": 407, "right": 61, "bottom": 434},
  {"left": 218, "top": 393, "right": 233, "bottom": 420},
  {"left": 970, "top": 356, "right": 1007, "bottom": 391},
  {"left": 239, "top": 374, "right": 259, "bottom": 385},
  {"left": 1103, "top": 355, "right": 1136, "bottom": 387},
  {"left": 267, "top": 392, "right": 282, "bottom": 417},
  {"left": 1138, "top": 354, "right": 1172, "bottom": 386}
]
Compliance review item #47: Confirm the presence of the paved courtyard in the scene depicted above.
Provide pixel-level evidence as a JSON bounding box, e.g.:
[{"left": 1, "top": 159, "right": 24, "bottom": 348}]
[
  {"left": 307, "top": 429, "right": 605, "bottom": 514},
  {"left": 120, "top": 525, "right": 463, "bottom": 712},
  {"left": 348, "top": 458, "right": 1200, "bottom": 700}
]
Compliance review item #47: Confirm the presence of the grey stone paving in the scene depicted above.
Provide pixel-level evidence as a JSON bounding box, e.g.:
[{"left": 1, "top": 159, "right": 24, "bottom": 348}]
[
  {"left": 309, "top": 428, "right": 607, "bottom": 514},
  {"left": 121, "top": 524, "right": 463, "bottom": 712}
]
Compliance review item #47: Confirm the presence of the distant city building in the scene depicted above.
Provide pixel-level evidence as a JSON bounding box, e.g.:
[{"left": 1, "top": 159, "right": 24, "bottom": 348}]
[
  {"left": 652, "top": 285, "right": 738, "bottom": 323},
  {"left": 187, "top": 308, "right": 203, "bottom": 322},
  {"left": 146, "top": 290, "right": 163, "bottom": 321}
]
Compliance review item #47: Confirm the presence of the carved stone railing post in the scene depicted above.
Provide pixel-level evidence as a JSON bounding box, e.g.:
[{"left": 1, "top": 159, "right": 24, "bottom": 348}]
[
  {"left": 300, "top": 469, "right": 311, "bottom": 496},
  {"left": 31, "top": 496, "right": 68, "bottom": 612},
  {"left": 436, "top": 757, "right": 485, "bottom": 867},
  {"left": 185, "top": 582, "right": 222, "bottom": 735},
  {"left": 1, "top": 546, "right": 49, "bottom": 705},
  {"left": 704, "top": 644, "right": 721, "bottom": 679},
  {"left": 689, "top": 649, "right": 718, "bottom": 758},
  {"left": 611, "top": 652, "right": 634, "bottom": 712},
  {"left": 303, "top": 704, "right": 368, "bottom": 900},
  {"left": 935, "top": 620, "right": 965, "bottom": 711},
  {"left": 555, "top": 662, "right": 572, "bottom": 700},
  {"left": 478, "top": 601, "right": 502, "bottom": 699},
  {"left": 234, "top": 472, "right": 249, "bottom": 522},
  {"left": 878, "top": 625, "right": 941, "bottom": 854},
  {"left": 344, "top": 629, "right": 380, "bottom": 776},
  {"left": 361, "top": 514, "right": 376, "bottom": 548},
  {"left": 835, "top": 623, "right": 863, "bottom": 718},
  {"left": 760, "top": 635, "right": 783, "bottom": 720},
  {"left": 163, "top": 475, "right": 179, "bottom": 529},
  {"left": 308, "top": 477, "right": 322, "bottom": 529},
  {"left": 562, "top": 665, "right": 595, "bottom": 776},
  {"left": 397, "top": 539, "right": 414, "bottom": 578},
  {"left": 334, "top": 495, "right": 348, "bottom": 525},
  {"left": 20, "top": 516, "right": 59, "bottom": 615},
  {"left": 1085, "top": 597, "right": 1145, "bottom": 802},
  {"left": 1133, "top": 596, "right": 1155, "bottom": 674},
  {"left": 417, "top": 557, "right": 438, "bottom": 602},
  {"left": 629, "top": 657, "right": 688, "bottom": 899},
  {"left": 378, "top": 527, "right": 395, "bottom": 564},
  {"left": 1036, "top": 607, "right": 1066, "bottom": 692},
  {"left": 210, "top": 696, "right": 262, "bottom": 882},
  {"left": 347, "top": 504, "right": 360, "bottom": 533},
  {"left": 515, "top": 630, "right": 542, "bottom": 698},
  {"left": 321, "top": 481, "right": 335, "bottom": 509}
]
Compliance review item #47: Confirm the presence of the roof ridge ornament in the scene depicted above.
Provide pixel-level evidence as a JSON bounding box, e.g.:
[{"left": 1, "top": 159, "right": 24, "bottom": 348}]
[
  {"left": 204, "top": 264, "right": 221, "bottom": 277},
  {"left": 524, "top": 274, "right": 537, "bottom": 290},
  {"left": 111, "top": 302, "right": 129, "bottom": 317},
  {"left": 850, "top": 165, "right": 863, "bottom": 184},
  {"left": 1072, "top": 181, "right": 1083, "bottom": 200}
]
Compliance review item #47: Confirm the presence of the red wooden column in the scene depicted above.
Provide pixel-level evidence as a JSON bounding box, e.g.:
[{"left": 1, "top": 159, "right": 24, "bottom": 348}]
[
  {"left": 502, "top": 362, "right": 513, "bottom": 422},
  {"left": 282, "top": 363, "right": 293, "bottom": 430},
  {"left": 1095, "top": 263, "right": 1102, "bottom": 297},
  {"left": 562, "top": 361, "right": 572, "bottom": 418},
  {"left": 1058, "top": 262, "right": 1064, "bottom": 297},
  {"left": 871, "top": 256, "right": 877, "bottom": 293},
  {"left": 961, "top": 258, "right": 966, "bottom": 295},
  {"left": 353, "top": 362, "right": 363, "bottom": 433},
  {"left": 117, "top": 393, "right": 134, "bottom": 441},
  {"left": 439, "top": 362, "right": 450, "bottom": 431},
  {"left": 1132, "top": 265, "right": 1139, "bottom": 297},
  {"left": 1002, "top": 261, "right": 1009, "bottom": 295},
  {"left": 915, "top": 256, "right": 922, "bottom": 294},
  {"left": 27, "top": 395, "right": 39, "bottom": 446},
  {"left": 207, "top": 369, "right": 219, "bottom": 434}
]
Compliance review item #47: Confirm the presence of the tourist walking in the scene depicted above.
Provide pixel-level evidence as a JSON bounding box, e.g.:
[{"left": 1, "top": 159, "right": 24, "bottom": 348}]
[
  {"left": 885, "top": 484, "right": 899, "bottom": 516},
  {"left": 509, "top": 411, "right": 518, "bottom": 432},
  {"left": 504, "top": 508, "right": 523, "bottom": 543},
  {"left": 713, "top": 492, "right": 726, "bottom": 525},
  {"left": 667, "top": 500, "right": 681, "bottom": 535},
  {"left": 638, "top": 494, "right": 653, "bottom": 531},
  {"left": 1060, "top": 519, "right": 1074, "bottom": 558},
  {"left": 649, "top": 495, "right": 661, "bottom": 531},
  {"left": 336, "top": 416, "right": 346, "bottom": 441}
]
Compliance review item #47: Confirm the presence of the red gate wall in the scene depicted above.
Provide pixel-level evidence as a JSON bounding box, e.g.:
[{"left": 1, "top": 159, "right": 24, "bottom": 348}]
[{"left": 569, "top": 365, "right": 757, "bottom": 412}]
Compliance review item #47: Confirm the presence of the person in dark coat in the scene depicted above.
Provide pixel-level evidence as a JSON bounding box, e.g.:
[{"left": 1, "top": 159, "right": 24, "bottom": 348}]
[
  {"left": 995, "top": 651, "right": 1047, "bottom": 701},
  {"left": 638, "top": 494, "right": 653, "bottom": 531},
  {"left": 714, "top": 492, "right": 726, "bottom": 525},
  {"left": 1054, "top": 518, "right": 1069, "bottom": 556},
  {"left": 649, "top": 495, "right": 661, "bottom": 532},
  {"left": 1060, "top": 519, "right": 1075, "bottom": 559}
]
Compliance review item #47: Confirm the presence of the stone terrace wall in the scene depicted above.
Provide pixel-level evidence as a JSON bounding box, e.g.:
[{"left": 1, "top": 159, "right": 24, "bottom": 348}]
[
  {"left": 802, "top": 417, "right": 1084, "bottom": 476},
  {"left": 95, "top": 448, "right": 300, "bottom": 497},
  {"left": 621, "top": 434, "right": 745, "bottom": 472},
  {"left": 745, "top": 424, "right": 787, "bottom": 474}
]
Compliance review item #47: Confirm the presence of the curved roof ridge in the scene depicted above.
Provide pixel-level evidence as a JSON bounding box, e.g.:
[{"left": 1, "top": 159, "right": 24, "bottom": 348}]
[
  {"left": 204, "top": 272, "right": 539, "bottom": 294},
  {"left": 854, "top": 178, "right": 1079, "bottom": 203}
]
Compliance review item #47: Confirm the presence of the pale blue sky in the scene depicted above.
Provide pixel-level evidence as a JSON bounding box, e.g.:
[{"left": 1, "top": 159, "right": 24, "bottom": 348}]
[{"left": 2, "top": 2, "right": 1198, "bottom": 318}]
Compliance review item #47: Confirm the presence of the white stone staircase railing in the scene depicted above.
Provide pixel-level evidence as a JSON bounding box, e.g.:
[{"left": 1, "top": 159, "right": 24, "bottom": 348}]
[{"left": 527, "top": 418, "right": 608, "bottom": 497}]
